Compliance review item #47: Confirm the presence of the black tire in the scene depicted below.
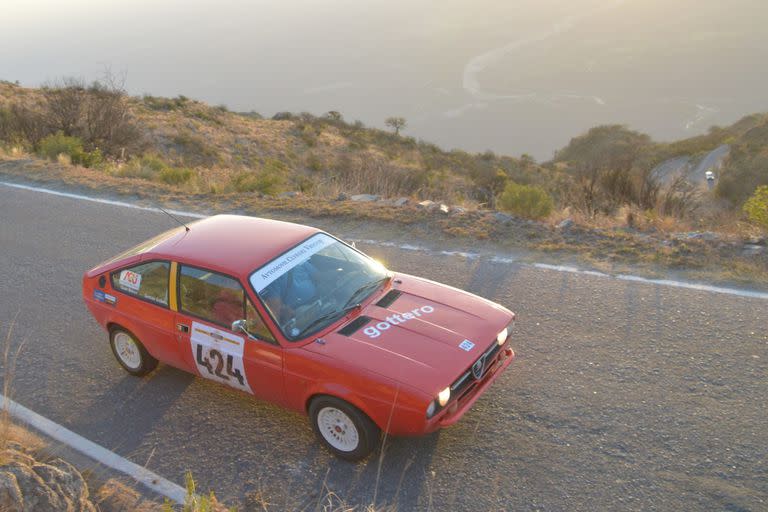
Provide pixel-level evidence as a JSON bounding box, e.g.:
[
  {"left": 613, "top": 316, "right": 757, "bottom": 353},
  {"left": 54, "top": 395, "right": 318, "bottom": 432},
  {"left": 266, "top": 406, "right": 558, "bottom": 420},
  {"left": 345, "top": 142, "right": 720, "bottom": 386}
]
[
  {"left": 309, "top": 396, "right": 380, "bottom": 461},
  {"left": 109, "top": 327, "right": 158, "bottom": 376}
]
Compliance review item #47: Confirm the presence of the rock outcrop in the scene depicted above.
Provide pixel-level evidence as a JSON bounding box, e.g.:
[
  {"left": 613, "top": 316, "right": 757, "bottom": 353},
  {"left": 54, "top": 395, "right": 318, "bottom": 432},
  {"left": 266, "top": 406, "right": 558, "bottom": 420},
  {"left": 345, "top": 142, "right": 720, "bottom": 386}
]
[{"left": 0, "top": 443, "right": 96, "bottom": 512}]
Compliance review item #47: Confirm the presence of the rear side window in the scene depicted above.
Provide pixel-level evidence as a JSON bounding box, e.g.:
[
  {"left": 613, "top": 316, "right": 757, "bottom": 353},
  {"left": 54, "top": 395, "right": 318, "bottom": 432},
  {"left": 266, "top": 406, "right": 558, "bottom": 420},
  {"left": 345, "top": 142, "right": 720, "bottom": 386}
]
[
  {"left": 110, "top": 261, "right": 170, "bottom": 306},
  {"left": 179, "top": 265, "right": 275, "bottom": 342}
]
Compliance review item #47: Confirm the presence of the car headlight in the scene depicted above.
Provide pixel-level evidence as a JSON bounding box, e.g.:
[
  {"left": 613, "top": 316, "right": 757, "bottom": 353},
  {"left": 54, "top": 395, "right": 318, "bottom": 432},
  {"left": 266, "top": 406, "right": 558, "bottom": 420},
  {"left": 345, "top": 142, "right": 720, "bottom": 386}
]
[
  {"left": 426, "top": 400, "right": 436, "bottom": 418},
  {"left": 496, "top": 327, "right": 508, "bottom": 346},
  {"left": 438, "top": 386, "right": 451, "bottom": 407}
]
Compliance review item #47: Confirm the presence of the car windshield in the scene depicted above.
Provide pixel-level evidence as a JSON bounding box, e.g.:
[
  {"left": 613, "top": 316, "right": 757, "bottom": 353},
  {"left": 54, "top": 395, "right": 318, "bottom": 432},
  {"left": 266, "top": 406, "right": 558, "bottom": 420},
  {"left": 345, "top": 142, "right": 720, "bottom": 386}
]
[{"left": 250, "top": 234, "right": 389, "bottom": 341}]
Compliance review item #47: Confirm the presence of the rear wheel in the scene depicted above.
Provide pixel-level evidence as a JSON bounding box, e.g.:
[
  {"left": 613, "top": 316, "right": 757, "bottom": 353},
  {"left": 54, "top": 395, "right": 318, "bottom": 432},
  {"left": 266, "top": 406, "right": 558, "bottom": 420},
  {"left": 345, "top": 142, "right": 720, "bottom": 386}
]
[
  {"left": 309, "top": 396, "right": 380, "bottom": 461},
  {"left": 109, "top": 328, "right": 158, "bottom": 376}
]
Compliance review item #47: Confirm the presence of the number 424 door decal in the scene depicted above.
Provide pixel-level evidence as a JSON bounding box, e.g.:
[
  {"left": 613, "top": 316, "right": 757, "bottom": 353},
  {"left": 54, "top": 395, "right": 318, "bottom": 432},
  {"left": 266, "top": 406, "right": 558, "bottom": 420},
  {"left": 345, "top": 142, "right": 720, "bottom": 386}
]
[{"left": 190, "top": 321, "right": 253, "bottom": 394}]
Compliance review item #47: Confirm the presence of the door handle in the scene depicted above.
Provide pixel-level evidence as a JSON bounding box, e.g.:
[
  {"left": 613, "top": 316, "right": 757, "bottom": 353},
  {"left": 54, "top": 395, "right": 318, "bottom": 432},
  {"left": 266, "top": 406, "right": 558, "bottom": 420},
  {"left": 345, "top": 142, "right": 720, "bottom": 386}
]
[{"left": 176, "top": 323, "right": 190, "bottom": 333}]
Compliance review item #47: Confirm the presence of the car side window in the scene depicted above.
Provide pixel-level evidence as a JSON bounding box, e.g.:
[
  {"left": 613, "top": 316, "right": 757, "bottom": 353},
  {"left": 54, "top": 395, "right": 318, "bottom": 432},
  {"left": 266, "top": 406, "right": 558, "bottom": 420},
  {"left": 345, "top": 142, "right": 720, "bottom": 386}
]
[
  {"left": 179, "top": 265, "right": 275, "bottom": 343},
  {"left": 110, "top": 261, "right": 169, "bottom": 306}
]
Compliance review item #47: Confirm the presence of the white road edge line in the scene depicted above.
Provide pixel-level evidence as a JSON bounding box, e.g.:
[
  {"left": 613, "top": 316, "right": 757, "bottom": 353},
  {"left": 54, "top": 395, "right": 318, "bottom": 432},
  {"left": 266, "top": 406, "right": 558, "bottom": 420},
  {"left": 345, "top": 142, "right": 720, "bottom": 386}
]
[
  {"left": 0, "top": 181, "right": 206, "bottom": 219},
  {"left": 3, "top": 180, "right": 767, "bottom": 301},
  {"left": 531, "top": 263, "right": 768, "bottom": 300},
  {"left": 2, "top": 396, "right": 187, "bottom": 504}
]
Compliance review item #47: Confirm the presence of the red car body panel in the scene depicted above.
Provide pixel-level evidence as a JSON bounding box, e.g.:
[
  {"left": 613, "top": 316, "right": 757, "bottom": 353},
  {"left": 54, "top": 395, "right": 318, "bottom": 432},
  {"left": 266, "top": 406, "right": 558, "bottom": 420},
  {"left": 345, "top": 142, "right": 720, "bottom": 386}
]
[{"left": 82, "top": 215, "right": 516, "bottom": 436}]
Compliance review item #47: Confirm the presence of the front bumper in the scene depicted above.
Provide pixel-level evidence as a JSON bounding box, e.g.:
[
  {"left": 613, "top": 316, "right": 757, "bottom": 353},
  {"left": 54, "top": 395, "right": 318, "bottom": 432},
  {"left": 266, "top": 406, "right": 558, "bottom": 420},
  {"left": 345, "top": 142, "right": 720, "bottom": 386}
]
[{"left": 422, "top": 345, "right": 515, "bottom": 433}]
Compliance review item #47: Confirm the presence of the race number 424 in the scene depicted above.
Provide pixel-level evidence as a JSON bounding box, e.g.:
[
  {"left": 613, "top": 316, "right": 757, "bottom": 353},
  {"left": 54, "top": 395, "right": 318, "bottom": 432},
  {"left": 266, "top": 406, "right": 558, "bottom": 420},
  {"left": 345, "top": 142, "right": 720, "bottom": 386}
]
[
  {"left": 190, "top": 322, "right": 252, "bottom": 393},
  {"left": 195, "top": 344, "right": 244, "bottom": 386}
]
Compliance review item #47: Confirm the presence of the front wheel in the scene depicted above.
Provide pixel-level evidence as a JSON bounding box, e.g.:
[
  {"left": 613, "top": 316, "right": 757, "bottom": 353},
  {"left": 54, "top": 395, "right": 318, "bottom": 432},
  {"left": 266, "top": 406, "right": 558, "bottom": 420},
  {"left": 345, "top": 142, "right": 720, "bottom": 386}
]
[
  {"left": 109, "top": 328, "right": 158, "bottom": 376},
  {"left": 309, "top": 396, "right": 380, "bottom": 461}
]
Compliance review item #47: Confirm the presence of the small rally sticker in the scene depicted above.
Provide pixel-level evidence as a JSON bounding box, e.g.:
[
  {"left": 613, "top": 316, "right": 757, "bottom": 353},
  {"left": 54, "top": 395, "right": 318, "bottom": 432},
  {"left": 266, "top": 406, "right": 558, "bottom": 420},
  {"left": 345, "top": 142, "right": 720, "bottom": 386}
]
[
  {"left": 119, "top": 270, "right": 142, "bottom": 292},
  {"left": 93, "top": 290, "right": 117, "bottom": 306},
  {"left": 459, "top": 339, "right": 475, "bottom": 351}
]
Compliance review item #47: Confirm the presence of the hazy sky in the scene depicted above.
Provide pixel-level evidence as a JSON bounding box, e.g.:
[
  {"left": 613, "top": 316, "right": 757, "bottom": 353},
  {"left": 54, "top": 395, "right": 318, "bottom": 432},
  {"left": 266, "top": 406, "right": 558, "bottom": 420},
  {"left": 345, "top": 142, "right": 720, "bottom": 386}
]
[{"left": 3, "top": 0, "right": 767, "bottom": 159}]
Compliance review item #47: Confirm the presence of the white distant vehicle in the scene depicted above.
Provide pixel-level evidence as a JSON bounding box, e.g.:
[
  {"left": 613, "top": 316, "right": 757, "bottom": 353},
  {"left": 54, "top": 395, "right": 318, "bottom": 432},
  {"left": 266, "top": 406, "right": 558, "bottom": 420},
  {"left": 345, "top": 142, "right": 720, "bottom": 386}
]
[{"left": 705, "top": 171, "right": 715, "bottom": 181}]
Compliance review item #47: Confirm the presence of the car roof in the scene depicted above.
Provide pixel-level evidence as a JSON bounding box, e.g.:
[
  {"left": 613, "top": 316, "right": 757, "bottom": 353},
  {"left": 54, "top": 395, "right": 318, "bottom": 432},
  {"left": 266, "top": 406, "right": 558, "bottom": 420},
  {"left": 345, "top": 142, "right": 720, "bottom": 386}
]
[{"left": 149, "top": 214, "right": 320, "bottom": 277}]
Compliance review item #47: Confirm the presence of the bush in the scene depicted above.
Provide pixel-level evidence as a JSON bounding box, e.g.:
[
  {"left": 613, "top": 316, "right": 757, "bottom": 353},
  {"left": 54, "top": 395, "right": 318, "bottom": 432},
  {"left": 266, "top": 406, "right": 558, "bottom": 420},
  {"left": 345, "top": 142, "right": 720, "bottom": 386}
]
[
  {"left": 36, "top": 132, "right": 102, "bottom": 167},
  {"left": 306, "top": 153, "right": 323, "bottom": 172},
  {"left": 171, "top": 132, "right": 220, "bottom": 166},
  {"left": 143, "top": 94, "right": 188, "bottom": 111},
  {"left": 743, "top": 186, "right": 768, "bottom": 229},
  {"left": 497, "top": 181, "right": 554, "bottom": 219},
  {"left": 79, "top": 148, "right": 103, "bottom": 168},
  {"left": 231, "top": 170, "right": 285, "bottom": 196},
  {"left": 272, "top": 111, "right": 295, "bottom": 121},
  {"left": 37, "top": 132, "right": 83, "bottom": 161},
  {"left": 116, "top": 154, "right": 192, "bottom": 184},
  {"left": 159, "top": 166, "right": 194, "bottom": 185},
  {"left": 161, "top": 472, "right": 233, "bottom": 512}
]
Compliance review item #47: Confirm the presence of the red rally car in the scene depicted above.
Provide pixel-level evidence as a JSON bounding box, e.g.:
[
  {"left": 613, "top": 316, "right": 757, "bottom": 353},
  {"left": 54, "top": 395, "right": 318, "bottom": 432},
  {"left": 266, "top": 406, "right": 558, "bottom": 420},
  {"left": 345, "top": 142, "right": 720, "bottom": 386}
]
[{"left": 83, "top": 214, "right": 516, "bottom": 460}]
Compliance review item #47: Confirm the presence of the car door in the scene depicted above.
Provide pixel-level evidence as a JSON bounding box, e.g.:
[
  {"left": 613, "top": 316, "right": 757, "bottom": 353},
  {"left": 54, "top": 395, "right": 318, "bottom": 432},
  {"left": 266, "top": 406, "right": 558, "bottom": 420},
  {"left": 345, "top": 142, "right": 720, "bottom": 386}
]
[
  {"left": 108, "top": 259, "right": 190, "bottom": 370},
  {"left": 174, "top": 263, "right": 285, "bottom": 403}
]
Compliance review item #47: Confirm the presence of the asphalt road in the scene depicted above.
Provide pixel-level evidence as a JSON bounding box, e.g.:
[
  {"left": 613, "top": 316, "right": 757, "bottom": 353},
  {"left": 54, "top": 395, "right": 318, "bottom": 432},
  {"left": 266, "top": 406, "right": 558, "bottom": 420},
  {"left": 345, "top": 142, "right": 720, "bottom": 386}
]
[{"left": 1, "top": 185, "right": 767, "bottom": 511}]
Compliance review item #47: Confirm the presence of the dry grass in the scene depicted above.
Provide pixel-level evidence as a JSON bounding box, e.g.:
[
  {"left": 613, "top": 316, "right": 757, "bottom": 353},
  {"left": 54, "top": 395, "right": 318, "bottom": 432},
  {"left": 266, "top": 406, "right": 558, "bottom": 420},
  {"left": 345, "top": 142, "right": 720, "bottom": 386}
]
[
  {"left": 95, "top": 479, "right": 165, "bottom": 512},
  {"left": 56, "top": 152, "right": 72, "bottom": 166},
  {"left": 0, "top": 145, "right": 29, "bottom": 160},
  {"left": 0, "top": 315, "right": 41, "bottom": 464},
  {"left": 546, "top": 203, "right": 763, "bottom": 239}
]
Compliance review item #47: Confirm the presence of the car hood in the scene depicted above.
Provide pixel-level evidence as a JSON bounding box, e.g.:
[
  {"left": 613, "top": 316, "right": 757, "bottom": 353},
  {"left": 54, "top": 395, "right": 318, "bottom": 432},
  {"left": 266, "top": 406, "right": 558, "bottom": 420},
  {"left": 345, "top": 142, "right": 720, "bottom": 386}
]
[{"left": 302, "top": 272, "right": 513, "bottom": 395}]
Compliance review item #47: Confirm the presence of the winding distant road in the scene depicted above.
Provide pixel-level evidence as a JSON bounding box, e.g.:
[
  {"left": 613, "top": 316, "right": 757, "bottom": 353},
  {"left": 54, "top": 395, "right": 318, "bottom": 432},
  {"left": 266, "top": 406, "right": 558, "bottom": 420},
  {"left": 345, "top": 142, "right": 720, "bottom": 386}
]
[
  {"left": 1, "top": 183, "right": 766, "bottom": 511},
  {"left": 653, "top": 144, "right": 730, "bottom": 188}
]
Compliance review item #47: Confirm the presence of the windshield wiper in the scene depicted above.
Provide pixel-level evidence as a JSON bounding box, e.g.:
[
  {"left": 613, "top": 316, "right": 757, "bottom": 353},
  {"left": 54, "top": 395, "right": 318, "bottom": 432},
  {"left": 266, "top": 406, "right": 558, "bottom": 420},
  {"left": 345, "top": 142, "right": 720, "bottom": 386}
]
[
  {"left": 297, "top": 275, "right": 389, "bottom": 339},
  {"left": 297, "top": 302, "right": 362, "bottom": 338},
  {"left": 344, "top": 275, "right": 391, "bottom": 309}
]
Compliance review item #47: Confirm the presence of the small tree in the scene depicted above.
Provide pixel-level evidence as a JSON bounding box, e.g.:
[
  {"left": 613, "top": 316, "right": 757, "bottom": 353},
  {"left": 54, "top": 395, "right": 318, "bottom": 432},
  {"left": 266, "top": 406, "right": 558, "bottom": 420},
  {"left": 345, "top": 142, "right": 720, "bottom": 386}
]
[
  {"left": 385, "top": 116, "right": 406, "bottom": 135},
  {"left": 42, "top": 77, "right": 87, "bottom": 137},
  {"left": 324, "top": 110, "right": 343, "bottom": 122},
  {"left": 744, "top": 185, "right": 768, "bottom": 229}
]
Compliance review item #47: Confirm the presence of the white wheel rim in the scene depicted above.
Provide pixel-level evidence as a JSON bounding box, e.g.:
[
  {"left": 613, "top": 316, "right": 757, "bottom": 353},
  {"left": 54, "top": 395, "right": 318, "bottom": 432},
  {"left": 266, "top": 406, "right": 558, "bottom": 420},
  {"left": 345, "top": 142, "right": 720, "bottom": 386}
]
[
  {"left": 114, "top": 332, "right": 142, "bottom": 370},
  {"left": 317, "top": 407, "right": 359, "bottom": 452}
]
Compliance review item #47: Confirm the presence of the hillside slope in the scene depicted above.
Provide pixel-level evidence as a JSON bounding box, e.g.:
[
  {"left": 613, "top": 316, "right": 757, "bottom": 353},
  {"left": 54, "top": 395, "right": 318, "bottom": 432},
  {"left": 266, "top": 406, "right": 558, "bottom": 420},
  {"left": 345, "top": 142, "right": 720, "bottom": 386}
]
[{"left": 0, "top": 79, "right": 766, "bottom": 232}]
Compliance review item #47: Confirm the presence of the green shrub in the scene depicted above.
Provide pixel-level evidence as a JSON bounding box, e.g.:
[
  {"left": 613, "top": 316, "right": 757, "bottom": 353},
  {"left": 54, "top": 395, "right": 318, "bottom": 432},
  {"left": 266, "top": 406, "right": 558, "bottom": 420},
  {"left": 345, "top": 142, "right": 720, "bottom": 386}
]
[
  {"left": 172, "top": 132, "right": 220, "bottom": 165},
  {"left": 306, "top": 153, "right": 323, "bottom": 172},
  {"left": 162, "top": 471, "right": 235, "bottom": 512},
  {"left": 159, "top": 166, "right": 194, "bottom": 185},
  {"left": 37, "top": 132, "right": 83, "bottom": 161},
  {"left": 497, "top": 181, "right": 554, "bottom": 219},
  {"left": 231, "top": 170, "right": 285, "bottom": 196},
  {"left": 36, "top": 132, "right": 103, "bottom": 168},
  {"left": 143, "top": 94, "right": 188, "bottom": 111},
  {"left": 743, "top": 186, "right": 768, "bottom": 229},
  {"left": 116, "top": 156, "right": 160, "bottom": 180},
  {"left": 117, "top": 154, "right": 193, "bottom": 184},
  {"left": 79, "top": 147, "right": 103, "bottom": 168}
]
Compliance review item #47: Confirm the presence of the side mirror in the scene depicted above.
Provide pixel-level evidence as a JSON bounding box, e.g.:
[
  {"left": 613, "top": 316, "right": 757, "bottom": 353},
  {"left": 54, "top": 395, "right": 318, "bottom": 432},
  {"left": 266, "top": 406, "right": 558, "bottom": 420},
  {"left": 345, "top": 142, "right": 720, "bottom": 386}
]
[{"left": 231, "top": 319, "right": 247, "bottom": 333}]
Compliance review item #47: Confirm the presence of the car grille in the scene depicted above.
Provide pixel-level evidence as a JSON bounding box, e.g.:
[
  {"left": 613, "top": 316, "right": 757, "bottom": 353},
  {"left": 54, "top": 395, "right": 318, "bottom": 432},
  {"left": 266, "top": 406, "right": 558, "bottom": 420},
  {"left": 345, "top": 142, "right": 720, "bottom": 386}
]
[{"left": 449, "top": 340, "right": 504, "bottom": 401}]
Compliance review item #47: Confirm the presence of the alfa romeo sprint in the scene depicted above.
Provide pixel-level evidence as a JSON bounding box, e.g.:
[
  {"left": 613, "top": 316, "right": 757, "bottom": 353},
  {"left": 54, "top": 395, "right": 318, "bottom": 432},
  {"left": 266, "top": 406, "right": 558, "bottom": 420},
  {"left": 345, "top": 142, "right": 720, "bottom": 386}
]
[{"left": 83, "top": 214, "right": 516, "bottom": 459}]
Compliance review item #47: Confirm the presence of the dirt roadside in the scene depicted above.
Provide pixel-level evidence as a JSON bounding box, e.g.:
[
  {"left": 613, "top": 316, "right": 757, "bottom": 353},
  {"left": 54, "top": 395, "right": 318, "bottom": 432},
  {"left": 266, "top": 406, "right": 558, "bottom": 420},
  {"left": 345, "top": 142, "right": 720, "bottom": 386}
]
[{"left": 1, "top": 157, "right": 766, "bottom": 289}]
